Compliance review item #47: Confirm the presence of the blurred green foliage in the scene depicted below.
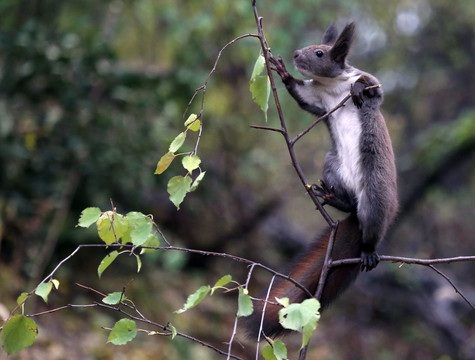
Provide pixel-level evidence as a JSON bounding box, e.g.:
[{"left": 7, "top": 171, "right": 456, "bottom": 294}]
[{"left": 0, "top": 0, "right": 474, "bottom": 359}]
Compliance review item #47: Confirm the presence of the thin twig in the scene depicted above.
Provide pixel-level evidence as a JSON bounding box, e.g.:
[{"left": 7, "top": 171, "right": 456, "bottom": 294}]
[
  {"left": 315, "top": 222, "right": 339, "bottom": 300},
  {"left": 291, "top": 84, "right": 381, "bottom": 145},
  {"left": 75, "top": 283, "right": 106, "bottom": 297},
  {"left": 249, "top": 124, "right": 284, "bottom": 134},
  {"left": 183, "top": 33, "right": 259, "bottom": 155},
  {"left": 27, "top": 303, "right": 99, "bottom": 317},
  {"left": 427, "top": 265, "right": 475, "bottom": 311},
  {"left": 256, "top": 275, "right": 276, "bottom": 360},
  {"left": 226, "top": 316, "right": 240, "bottom": 360}
]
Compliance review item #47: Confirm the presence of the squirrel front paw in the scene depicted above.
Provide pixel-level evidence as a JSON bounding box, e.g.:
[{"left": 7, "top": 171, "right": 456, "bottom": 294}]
[
  {"left": 268, "top": 54, "right": 290, "bottom": 81},
  {"left": 351, "top": 76, "right": 380, "bottom": 108},
  {"left": 361, "top": 251, "right": 380, "bottom": 272}
]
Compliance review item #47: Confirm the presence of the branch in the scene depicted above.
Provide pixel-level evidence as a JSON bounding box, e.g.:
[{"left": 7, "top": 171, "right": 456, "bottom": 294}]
[
  {"left": 331, "top": 255, "right": 475, "bottom": 311},
  {"left": 314, "top": 222, "right": 339, "bottom": 300},
  {"left": 427, "top": 265, "right": 475, "bottom": 312},
  {"left": 330, "top": 255, "right": 475, "bottom": 267},
  {"left": 256, "top": 275, "right": 276, "bottom": 360}
]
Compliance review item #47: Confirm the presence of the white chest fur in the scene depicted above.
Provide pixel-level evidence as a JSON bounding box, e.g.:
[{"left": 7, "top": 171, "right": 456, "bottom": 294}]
[
  {"left": 303, "top": 72, "right": 364, "bottom": 195},
  {"left": 329, "top": 103, "right": 363, "bottom": 195}
]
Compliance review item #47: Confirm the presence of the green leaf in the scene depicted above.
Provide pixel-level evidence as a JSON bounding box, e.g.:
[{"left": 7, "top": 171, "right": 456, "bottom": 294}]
[
  {"left": 107, "top": 318, "right": 137, "bottom": 345},
  {"left": 35, "top": 281, "right": 53, "bottom": 303},
  {"left": 211, "top": 274, "right": 232, "bottom": 295},
  {"left": 77, "top": 207, "right": 101, "bottom": 228},
  {"left": 103, "top": 292, "right": 126, "bottom": 305},
  {"left": 276, "top": 297, "right": 289, "bottom": 307},
  {"left": 182, "top": 155, "right": 201, "bottom": 173},
  {"left": 184, "top": 114, "right": 200, "bottom": 132},
  {"left": 167, "top": 175, "right": 192, "bottom": 209},
  {"left": 273, "top": 341, "right": 288, "bottom": 360},
  {"left": 140, "top": 233, "right": 161, "bottom": 254},
  {"left": 190, "top": 171, "right": 206, "bottom": 192},
  {"left": 249, "top": 54, "right": 270, "bottom": 120},
  {"left": 16, "top": 292, "right": 28, "bottom": 306},
  {"left": 175, "top": 285, "right": 211, "bottom": 314},
  {"left": 126, "top": 212, "right": 153, "bottom": 246},
  {"left": 98, "top": 250, "right": 120, "bottom": 278},
  {"left": 279, "top": 298, "right": 320, "bottom": 333},
  {"left": 169, "top": 132, "right": 187, "bottom": 153},
  {"left": 97, "top": 212, "right": 128, "bottom": 244},
  {"left": 301, "top": 319, "right": 318, "bottom": 349},
  {"left": 168, "top": 323, "right": 177, "bottom": 339},
  {"left": 251, "top": 52, "right": 266, "bottom": 79},
  {"left": 262, "top": 345, "right": 278, "bottom": 360},
  {"left": 135, "top": 254, "right": 142, "bottom": 273},
  {"left": 1, "top": 315, "right": 38, "bottom": 355},
  {"left": 155, "top": 152, "right": 176, "bottom": 175},
  {"left": 237, "top": 288, "right": 254, "bottom": 317}
]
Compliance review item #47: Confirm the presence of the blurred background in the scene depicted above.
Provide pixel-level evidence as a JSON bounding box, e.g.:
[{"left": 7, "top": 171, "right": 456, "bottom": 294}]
[{"left": 1, "top": 0, "right": 474, "bottom": 359}]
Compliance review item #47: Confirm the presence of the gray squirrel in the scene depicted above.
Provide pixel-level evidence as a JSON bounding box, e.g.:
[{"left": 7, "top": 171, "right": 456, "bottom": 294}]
[{"left": 247, "top": 23, "right": 398, "bottom": 338}]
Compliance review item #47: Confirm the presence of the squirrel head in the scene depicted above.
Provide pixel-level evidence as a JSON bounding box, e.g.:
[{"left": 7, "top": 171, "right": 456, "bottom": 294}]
[{"left": 293, "top": 22, "right": 356, "bottom": 80}]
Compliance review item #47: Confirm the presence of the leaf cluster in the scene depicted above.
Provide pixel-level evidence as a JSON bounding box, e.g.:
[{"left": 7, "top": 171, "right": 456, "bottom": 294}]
[
  {"left": 78, "top": 207, "right": 161, "bottom": 277},
  {"left": 155, "top": 114, "right": 206, "bottom": 209}
]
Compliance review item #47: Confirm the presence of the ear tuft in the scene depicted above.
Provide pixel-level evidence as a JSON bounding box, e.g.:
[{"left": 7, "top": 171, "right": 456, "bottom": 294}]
[
  {"left": 322, "top": 23, "right": 338, "bottom": 45},
  {"left": 330, "top": 22, "right": 356, "bottom": 66}
]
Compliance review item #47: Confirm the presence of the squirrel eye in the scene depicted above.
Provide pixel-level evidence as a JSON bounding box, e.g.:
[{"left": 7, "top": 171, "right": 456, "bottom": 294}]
[{"left": 315, "top": 50, "right": 324, "bottom": 57}]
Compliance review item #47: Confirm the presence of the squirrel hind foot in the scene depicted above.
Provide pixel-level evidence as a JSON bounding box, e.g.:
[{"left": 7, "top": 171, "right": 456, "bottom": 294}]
[{"left": 360, "top": 251, "right": 380, "bottom": 272}]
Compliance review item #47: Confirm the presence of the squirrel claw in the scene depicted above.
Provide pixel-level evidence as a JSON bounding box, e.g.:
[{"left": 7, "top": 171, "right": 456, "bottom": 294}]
[
  {"left": 351, "top": 81, "right": 365, "bottom": 109},
  {"left": 361, "top": 251, "right": 380, "bottom": 272},
  {"left": 268, "top": 54, "right": 290, "bottom": 80},
  {"left": 312, "top": 180, "right": 336, "bottom": 205}
]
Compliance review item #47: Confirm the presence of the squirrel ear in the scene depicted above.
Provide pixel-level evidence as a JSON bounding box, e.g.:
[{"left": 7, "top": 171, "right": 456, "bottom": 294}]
[
  {"left": 330, "top": 22, "right": 356, "bottom": 65},
  {"left": 322, "top": 23, "right": 338, "bottom": 45}
]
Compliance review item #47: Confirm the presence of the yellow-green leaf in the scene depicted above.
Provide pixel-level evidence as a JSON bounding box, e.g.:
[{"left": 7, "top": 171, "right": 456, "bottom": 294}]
[
  {"left": 107, "top": 319, "right": 137, "bottom": 345},
  {"left": 103, "top": 291, "right": 126, "bottom": 305},
  {"left": 98, "top": 250, "right": 120, "bottom": 278},
  {"left": 211, "top": 274, "right": 232, "bottom": 294},
  {"left": 182, "top": 155, "right": 201, "bottom": 173},
  {"left": 184, "top": 114, "right": 200, "bottom": 132},
  {"left": 237, "top": 288, "right": 254, "bottom": 317},
  {"left": 16, "top": 292, "right": 28, "bottom": 306},
  {"left": 51, "top": 279, "right": 60, "bottom": 290},
  {"left": 155, "top": 152, "right": 176, "bottom": 175},
  {"left": 167, "top": 175, "right": 192, "bottom": 210},
  {"left": 168, "top": 323, "right": 177, "bottom": 339},
  {"left": 190, "top": 171, "right": 206, "bottom": 192},
  {"left": 1, "top": 315, "right": 38, "bottom": 355},
  {"left": 35, "top": 281, "right": 53, "bottom": 303},
  {"left": 97, "top": 212, "right": 128, "bottom": 244},
  {"left": 250, "top": 53, "right": 270, "bottom": 120},
  {"left": 175, "top": 285, "right": 211, "bottom": 314},
  {"left": 169, "top": 132, "right": 186, "bottom": 153},
  {"left": 77, "top": 207, "right": 101, "bottom": 228}
]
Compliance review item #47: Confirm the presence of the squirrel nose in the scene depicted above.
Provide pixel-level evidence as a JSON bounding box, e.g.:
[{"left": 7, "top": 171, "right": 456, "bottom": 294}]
[{"left": 293, "top": 50, "right": 300, "bottom": 59}]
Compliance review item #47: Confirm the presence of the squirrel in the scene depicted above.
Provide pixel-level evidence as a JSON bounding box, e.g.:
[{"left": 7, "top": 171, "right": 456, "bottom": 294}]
[{"left": 246, "top": 23, "right": 398, "bottom": 338}]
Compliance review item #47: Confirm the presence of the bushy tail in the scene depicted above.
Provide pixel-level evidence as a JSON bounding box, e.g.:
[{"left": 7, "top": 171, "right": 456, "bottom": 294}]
[{"left": 245, "top": 214, "right": 362, "bottom": 338}]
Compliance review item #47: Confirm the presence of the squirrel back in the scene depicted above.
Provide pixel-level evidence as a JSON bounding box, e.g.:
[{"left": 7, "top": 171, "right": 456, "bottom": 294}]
[{"left": 246, "top": 214, "right": 361, "bottom": 338}]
